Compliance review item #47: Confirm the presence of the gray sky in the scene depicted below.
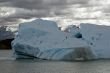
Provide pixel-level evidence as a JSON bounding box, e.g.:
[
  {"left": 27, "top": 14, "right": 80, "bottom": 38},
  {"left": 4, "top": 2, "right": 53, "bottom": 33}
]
[{"left": 0, "top": 0, "right": 110, "bottom": 26}]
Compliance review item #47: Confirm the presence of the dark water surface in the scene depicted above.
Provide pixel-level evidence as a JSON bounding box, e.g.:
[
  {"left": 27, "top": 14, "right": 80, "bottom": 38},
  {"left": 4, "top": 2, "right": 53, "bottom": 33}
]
[{"left": 0, "top": 50, "right": 110, "bottom": 73}]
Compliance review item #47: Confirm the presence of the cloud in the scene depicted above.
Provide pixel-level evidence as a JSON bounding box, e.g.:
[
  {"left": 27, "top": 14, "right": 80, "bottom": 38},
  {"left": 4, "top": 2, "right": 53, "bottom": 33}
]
[
  {"left": 0, "top": 6, "right": 52, "bottom": 25},
  {"left": 0, "top": 0, "right": 110, "bottom": 26}
]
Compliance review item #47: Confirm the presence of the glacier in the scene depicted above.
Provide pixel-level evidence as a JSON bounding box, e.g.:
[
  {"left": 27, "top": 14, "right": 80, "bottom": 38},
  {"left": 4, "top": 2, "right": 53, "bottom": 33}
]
[{"left": 12, "top": 19, "right": 97, "bottom": 60}]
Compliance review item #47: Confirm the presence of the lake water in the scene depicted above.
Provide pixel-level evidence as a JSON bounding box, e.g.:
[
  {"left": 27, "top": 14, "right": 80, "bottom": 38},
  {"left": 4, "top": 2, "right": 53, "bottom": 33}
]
[{"left": 0, "top": 50, "right": 110, "bottom": 73}]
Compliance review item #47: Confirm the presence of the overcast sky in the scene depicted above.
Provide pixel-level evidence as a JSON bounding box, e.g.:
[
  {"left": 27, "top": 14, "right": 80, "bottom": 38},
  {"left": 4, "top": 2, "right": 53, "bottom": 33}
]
[{"left": 0, "top": 0, "right": 110, "bottom": 27}]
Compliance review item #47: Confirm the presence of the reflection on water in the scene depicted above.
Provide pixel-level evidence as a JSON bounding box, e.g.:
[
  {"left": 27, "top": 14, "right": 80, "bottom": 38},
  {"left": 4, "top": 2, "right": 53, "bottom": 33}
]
[{"left": 0, "top": 59, "right": 110, "bottom": 73}]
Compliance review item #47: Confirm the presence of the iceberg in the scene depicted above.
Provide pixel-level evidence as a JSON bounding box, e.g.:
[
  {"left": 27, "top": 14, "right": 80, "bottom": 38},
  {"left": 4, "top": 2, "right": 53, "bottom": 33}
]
[
  {"left": 80, "top": 23, "right": 110, "bottom": 59},
  {"left": 12, "top": 19, "right": 96, "bottom": 60}
]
